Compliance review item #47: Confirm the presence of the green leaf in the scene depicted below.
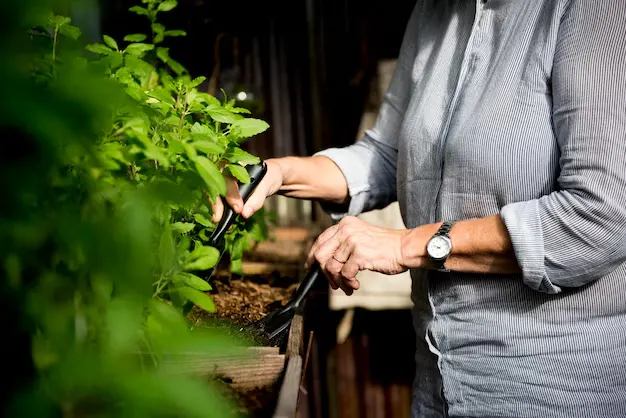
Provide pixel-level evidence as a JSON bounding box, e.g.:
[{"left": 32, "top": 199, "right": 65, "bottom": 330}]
[
  {"left": 159, "top": 228, "right": 175, "bottom": 272},
  {"left": 173, "top": 272, "right": 211, "bottom": 291},
  {"left": 148, "top": 299, "right": 187, "bottom": 332},
  {"left": 193, "top": 214, "right": 214, "bottom": 227},
  {"left": 230, "top": 258, "right": 243, "bottom": 275},
  {"left": 164, "top": 135, "right": 185, "bottom": 153},
  {"left": 103, "top": 35, "right": 118, "bottom": 50},
  {"left": 48, "top": 15, "right": 71, "bottom": 27},
  {"left": 152, "top": 23, "right": 165, "bottom": 34},
  {"left": 223, "top": 147, "right": 261, "bottom": 165},
  {"left": 86, "top": 43, "right": 113, "bottom": 55},
  {"left": 144, "top": 145, "right": 170, "bottom": 168},
  {"left": 185, "top": 90, "right": 197, "bottom": 105},
  {"left": 147, "top": 88, "right": 175, "bottom": 106},
  {"left": 198, "top": 229, "right": 211, "bottom": 241},
  {"left": 231, "top": 236, "right": 245, "bottom": 260},
  {"left": 190, "top": 76, "right": 206, "bottom": 88},
  {"left": 194, "top": 156, "right": 226, "bottom": 199},
  {"left": 190, "top": 122, "right": 211, "bottom": 134},
  {"left": 167, "top": 57, "right": 186, "bottom": 75},
  {"left": 177, "top": 286, "right": 215, "bottom": 312},
  {"left": 197, "top": 93, "right": 221, "bottom": 107},
  {"left": 228, "top": 164, "right": 250, "bottom": 184},
  {"left": 185, "top": 245, "right": 220, "bottom": 271},
  {"left": 194, "top": 141, "right": 225, "bottom": 156},
  {"left": 124, "top": 34, "right": 147, "bottom": 42},
  {"left": 171, "top": 222, "right": 195, "bottom": 234},
  {"left": 106, "top": 298, "right": 142, "bottom": 352},
  {"left": 158, "top": 0, "right": 178, "bottom": 12},
  {"left": 59, "top": 24, "right": 81, "bottom": 40},
  {"left": 228, "top": 118, "right": 269, "bottom": 141},
  {"left": 230, "top": 107, "right": 251, "bottom": 114},
  {"left": 124, "top": 55, "right": 155, "bottom": 78},
  {"left": 207, "top": 106, "right": 242, "bottom": 124},
  {"left": 125, "top": 43, "right": 155, "bottom": 56},
  {"left": 129, "top": 5, "right": 148, "bottom": 16},
  {"left": 164, "top": 30, "right": 187, "bottom": 37},
  {"left": 184, "top": 143, "right": 197, "bottom": 161}
]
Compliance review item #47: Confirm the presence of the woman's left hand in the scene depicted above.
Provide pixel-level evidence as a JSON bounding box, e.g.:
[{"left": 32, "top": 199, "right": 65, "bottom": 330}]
[{"left": 305, "top": 216, "right": 410, "bottom": 295}]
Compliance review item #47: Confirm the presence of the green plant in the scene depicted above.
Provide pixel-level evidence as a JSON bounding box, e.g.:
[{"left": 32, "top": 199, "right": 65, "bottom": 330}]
[
  {"left": 0, "top": 0, "right": 269, "bottom": 416},
  {"left": 81, "top": 0, "right": 271, "bottom": 309}
]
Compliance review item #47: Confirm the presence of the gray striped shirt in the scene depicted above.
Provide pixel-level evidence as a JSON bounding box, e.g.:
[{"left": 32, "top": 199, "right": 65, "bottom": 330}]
[{"left": 315, "top": 1, "right": 626, "bottom": 417}]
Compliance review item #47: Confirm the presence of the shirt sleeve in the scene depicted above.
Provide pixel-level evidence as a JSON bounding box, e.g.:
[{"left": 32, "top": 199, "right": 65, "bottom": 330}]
[
  {"left": 313, "top": 2, "right": 422, "bottom": 220},
  {"left": 500, "top": 0, "right": 626, "bottom": 294}
]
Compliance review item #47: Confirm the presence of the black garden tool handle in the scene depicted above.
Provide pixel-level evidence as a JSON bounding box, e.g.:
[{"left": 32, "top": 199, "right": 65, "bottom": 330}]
[
  {"left": 208, "top": 162, "right": 268, "bottom": 248},
  {"left": 276, "top": 261, "right": 323, "bottom": 315}
]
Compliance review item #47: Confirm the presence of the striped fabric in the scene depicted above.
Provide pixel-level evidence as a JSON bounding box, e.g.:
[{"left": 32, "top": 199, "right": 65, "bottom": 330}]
[{"left": 314, "top": 1, "right": 626, "bottom": 417}]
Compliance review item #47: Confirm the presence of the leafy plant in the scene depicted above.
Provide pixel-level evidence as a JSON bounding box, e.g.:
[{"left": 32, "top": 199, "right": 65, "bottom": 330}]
[
  {"left": 0, "top": 0, "right": 270, "bottom": 416},
  {"left": 80, "top": 0, "right": 271, "bottom": 309}
]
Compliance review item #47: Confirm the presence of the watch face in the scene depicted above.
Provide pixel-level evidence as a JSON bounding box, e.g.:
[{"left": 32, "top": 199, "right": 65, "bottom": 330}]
[{"left": 427, "top": 236, "right": 451, "bottom": 260}]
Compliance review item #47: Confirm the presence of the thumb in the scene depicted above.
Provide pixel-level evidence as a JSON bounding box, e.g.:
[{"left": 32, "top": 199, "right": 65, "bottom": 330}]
[{"left": 241, "top": 184, "right": 270, "bottom": 219}]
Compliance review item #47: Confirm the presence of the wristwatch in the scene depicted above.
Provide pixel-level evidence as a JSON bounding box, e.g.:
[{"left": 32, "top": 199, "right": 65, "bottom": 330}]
[{"left": 426, "top": 221, "right": 456, "bottom": 272}]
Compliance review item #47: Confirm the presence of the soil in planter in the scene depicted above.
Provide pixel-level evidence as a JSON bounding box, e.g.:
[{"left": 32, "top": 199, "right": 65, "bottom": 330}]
[{"left": 190, "top": 272, "right": 298, "bottom": 329}]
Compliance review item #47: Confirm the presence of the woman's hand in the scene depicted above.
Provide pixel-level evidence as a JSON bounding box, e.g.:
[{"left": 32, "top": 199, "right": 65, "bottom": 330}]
[
  {"left": 305, "top": 216, "right": 410, "bottom": 295},
  {"left": 211, "top": 159, "right": 285, "bottom": 222}
]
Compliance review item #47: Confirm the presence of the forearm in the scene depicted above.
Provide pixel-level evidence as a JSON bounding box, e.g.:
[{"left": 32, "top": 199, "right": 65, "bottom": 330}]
[
  {"left": 401, "top": 214, "right": 521, "bottom": 275},
  {"left": 271, "top": 155, "right": 349, "bottom": 205}
]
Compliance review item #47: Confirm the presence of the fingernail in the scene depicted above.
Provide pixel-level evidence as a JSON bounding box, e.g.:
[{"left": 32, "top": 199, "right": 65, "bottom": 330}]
[
  {"left": 242, "top": 207, "right": 251, "bottom": 218},
  {"left": 232, "top": 203, "right": 241, "bottom": 212}
]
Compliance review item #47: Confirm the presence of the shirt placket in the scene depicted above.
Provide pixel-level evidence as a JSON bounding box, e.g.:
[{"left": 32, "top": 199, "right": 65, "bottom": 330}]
[
  {"left": 433, "top": 0, "right": 490, "bottom": 221},
  {"left": 427, "top": 1, "right": 490, "bottom": 416}
]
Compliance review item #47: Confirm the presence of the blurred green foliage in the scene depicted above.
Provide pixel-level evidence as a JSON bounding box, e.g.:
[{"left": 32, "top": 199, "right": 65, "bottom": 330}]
[{"left": 0, "top": 0, "right": 270, "bottom": 416}]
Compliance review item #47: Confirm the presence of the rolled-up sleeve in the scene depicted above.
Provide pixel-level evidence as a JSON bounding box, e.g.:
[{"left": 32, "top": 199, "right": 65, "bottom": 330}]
[
  {"left": 314, "top": 2, "right": 422, "bottom": 220},
  {"left": 501, "top": 0, "right": 626, "bottom": 293}
]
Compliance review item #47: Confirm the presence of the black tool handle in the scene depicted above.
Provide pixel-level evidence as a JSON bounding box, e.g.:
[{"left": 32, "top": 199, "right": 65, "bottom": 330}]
[
  {"left": 208, "top": 162, "right": 268, "bottom": 247},
  {"left": 278, "top": 261, "right": 322, "bottom": 314}
]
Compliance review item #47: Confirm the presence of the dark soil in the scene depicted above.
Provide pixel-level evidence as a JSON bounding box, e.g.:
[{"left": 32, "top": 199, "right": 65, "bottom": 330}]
[{"left": 190, "top": 273, "right": 298, "bottom": 327}]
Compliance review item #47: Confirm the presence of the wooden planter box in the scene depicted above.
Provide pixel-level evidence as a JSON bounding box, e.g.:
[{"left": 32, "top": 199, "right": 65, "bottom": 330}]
[
  {"left": 157, "top": 307, "right": 307, "bottom": 418},
  {"left": 159, "top": 226, "right": 320, "bottom": 417}
]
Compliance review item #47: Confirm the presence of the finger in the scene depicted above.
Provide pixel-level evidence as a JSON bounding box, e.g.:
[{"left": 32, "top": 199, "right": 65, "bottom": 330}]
[
  {"left": 320, "top": 268, "right": 339, "bottom": 290},
  {"left": 224, "top": 176, "right": 244, "bottom": 214},
  {"left": 332, "top": 239, "right": 353, "bottom": 264},
  {"left": 306, "top": 225, "right": 340, "bottom": 267},
  {"left": 341, "top": 257, "right": 361, "bottom": 283},
  {"left": 341, "top": 276, "right": 360, "bottom": 291},
  {"left": 340, "top": 283, "right": 354, "bottom": 296},
  {"left": 309, "top": 232, "right": 342, "bottom": 271},
  {"left": 241, "top": 183, "right": 270, "bottom": 219},
  {"left": 211, "top": 196, "right": 224, "bottom": 223}
]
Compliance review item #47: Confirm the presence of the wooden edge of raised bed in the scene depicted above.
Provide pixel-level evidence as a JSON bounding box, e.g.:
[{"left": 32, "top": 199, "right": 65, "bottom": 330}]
[
  {"left": 272, "top": 306, "right": 306, "bottom": 418},
  {"left": 156, "top": 345, "right": 286, "bottom": 391}
]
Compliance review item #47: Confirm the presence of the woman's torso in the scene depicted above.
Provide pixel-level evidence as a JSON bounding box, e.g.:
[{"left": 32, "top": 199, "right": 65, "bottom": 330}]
[{"left": 397, "top": 1, "right": 626, "bottom": 417}]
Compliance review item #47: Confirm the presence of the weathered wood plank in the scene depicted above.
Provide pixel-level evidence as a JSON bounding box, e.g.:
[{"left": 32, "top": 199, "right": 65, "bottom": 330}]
[
  {"left": 286, "top": 312, "right": 304, "bottom": 359},
  {"left": 158, "top": 347, "right": 286, "bottom": 391},
  {"left": 273, "top": 355, "right": 303, "bottom": 418}
]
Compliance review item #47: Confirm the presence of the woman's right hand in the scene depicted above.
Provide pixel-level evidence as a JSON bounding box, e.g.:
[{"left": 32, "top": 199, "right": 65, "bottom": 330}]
[{"left": 211, "top": 159, "right": 285, "bottom": 222}]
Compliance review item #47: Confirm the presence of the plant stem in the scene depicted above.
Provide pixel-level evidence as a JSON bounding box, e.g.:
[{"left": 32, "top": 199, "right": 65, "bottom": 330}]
[
  {"left": 52, "top": 25, "right": 59, "bottom": 78},
  {"left": 178, "top": 92, "right": 188, "bottom": 139}
]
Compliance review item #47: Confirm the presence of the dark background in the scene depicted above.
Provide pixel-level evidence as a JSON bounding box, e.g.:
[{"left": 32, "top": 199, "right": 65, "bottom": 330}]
[{"left": 98, "top": 0, "right": 416, "bottom": 159}]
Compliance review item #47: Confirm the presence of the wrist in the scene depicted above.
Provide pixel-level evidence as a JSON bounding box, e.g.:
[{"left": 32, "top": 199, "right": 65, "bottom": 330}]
[
  {"left": 400, "top": 223, "right": 442, "bottom": 269},
  {"left": 266, "top": 157, "right": 289, "bottom": 187}
]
